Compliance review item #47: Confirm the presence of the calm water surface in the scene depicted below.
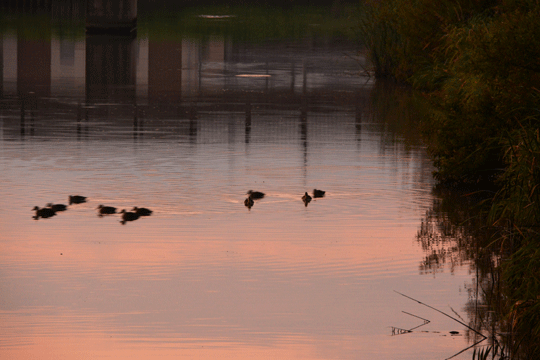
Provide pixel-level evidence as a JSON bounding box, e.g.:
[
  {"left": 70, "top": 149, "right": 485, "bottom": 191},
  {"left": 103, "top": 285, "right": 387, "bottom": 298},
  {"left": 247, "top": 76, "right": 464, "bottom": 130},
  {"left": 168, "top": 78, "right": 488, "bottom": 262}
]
[{"left": 1, "top": 13, "right": 477, "bottom": 360}]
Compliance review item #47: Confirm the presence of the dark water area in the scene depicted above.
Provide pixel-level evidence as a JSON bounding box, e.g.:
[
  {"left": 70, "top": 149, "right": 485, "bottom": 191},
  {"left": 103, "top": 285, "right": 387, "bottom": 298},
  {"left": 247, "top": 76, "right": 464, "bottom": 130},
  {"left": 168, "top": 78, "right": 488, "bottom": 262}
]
[{"left": 0, "top": 5, "right": 495, "bottom": 360}]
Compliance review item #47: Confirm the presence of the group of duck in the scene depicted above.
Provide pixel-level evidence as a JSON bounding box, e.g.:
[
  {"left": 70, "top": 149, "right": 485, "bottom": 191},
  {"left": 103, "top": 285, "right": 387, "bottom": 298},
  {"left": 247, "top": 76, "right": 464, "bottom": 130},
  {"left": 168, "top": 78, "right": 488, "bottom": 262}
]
[
  {"left": 32, "top": 189, "right": 325, "bottom": 222},
  {"left": 32, "top": 195, "right": 153, "bottom": 225},
  {"left": 244, "top": 189, "right": 325, "bottom": 209}
]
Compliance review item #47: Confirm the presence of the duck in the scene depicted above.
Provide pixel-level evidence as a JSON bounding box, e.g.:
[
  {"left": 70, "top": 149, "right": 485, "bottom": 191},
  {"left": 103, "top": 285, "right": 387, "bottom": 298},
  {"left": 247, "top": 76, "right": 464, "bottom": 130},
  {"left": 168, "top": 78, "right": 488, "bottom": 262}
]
[
  {"left": 97, "top": 205, "right": 117, "bottom": 216},
  {"left": 302, "top": 192, "right": 312, "bottom": 206},
  {"left": 247, "top": 190, "right": 265, "bottom": 199},
  {"left": 120, "top": 209, "right": 139, "bottom": 224},
  {"left": 132, "top": 207, "right": 152, "bottom": 216},
  {"left": 32, "top": 206, "right": 57, "bottom": 219},
  {"left": 313, "top": 189, "right": 326, "bottom": 198},
  {"left": 47, "top": 203, "right": 68, "bottom": 212},
  {"left": 244, "top": 196, "right": 254, "bottom": 209},
  {"left": 69, "top": 195, "right": 87, "bottom": 205}
]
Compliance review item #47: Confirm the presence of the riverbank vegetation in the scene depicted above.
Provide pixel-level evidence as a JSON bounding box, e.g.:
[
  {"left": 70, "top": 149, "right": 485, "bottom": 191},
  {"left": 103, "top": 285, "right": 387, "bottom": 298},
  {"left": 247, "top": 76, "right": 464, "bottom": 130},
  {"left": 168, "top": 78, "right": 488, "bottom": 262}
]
[{"left": 357, "top": 0, "right": 540, "bottom": 358}]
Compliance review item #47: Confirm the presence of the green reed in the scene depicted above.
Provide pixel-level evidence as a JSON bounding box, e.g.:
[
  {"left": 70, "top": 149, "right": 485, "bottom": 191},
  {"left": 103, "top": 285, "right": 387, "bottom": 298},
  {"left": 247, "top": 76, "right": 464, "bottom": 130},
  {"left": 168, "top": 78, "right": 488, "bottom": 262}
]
[{"left": 357, "top": 0, "right": 540, "bottom": 358}]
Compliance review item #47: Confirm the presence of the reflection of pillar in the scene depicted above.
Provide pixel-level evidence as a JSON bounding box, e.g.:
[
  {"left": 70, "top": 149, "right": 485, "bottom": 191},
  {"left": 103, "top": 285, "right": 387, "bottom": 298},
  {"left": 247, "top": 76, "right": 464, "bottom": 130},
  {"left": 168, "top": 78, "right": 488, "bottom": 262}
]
[
  {"left": 51, "top": 37, "right": 86, "bottom": 98},
  {"left": 60, "top": 39, "right": 75, "bottom": 66},
  {"left": 148, "top": 40, "right": 182, "bottom": 104},
  {"left": 228, "top": 116, "right": 235, "bottom": 145},
  {"left": 302, "top": 61, "right": 307, "bottom": 95},
  {"left": 19, "top": 93, "right": 36, "bottom": 139},
  {"left": 77, "top": 103, "right": 82, "bottom": 140},
  {"left": 17, "top": 36, "right": 51, "bottom": 98},
  {"left": 20, "top": 99, "right": 25, "bottom": 138},
  {"left": 52, "top": 0, "right": 86, "bottom": 22},
  {"left": 189, "top": 117, "right": 197, "bottom": 144},
  {"left": 133, "top": 105, "right": 143, "bottom": 141},
  {"left": 301, "top": 61, "right": 308, "bottom": 178},
  {"left": 77, "top": 103, "right": 89, "bottom": 140},
  {"left": 265, "top": 59, "right": 269, "bottom": 92},
  {"left": 181, "top": 39, "right": 200, "bottom": 98},
  {"left": 207, "top": 37, "right": 225, "bottom": 89},
  {"left": 290, "top": 61, "right": 295, "bottom": 93},
  {"left": 355, "top": 101, "right": 362, "bottom": 143},
  {"left": 245, "top": 100, "right": 252, "bottom": 144},
  {"left": 188, "top": 102, "right": 198, "bottom": 145},
  {"left": 2, "top": 35, "right": 17, "bottom": 96},
  {"left": 136, "top": 38, "right": 148, "bottom": 100},
  {"left": 86, "top": 0, "right": 137, "bottom": 35},
  {"left": 0, "top": 36, "right": 3, "bottom": 97},
  {"left": 86, "top": 35, "right": 136, "bottom": 102},
  {"left": 300, "top": 101, "right": 308, "bottom": 169}
]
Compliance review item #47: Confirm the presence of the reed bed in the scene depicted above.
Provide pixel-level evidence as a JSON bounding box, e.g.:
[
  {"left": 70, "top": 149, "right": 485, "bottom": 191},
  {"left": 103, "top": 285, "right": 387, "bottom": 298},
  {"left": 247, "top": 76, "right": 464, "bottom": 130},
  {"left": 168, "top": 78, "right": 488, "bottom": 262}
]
[{"left": 356, "top": 0, "right": 540, "bottom": 358}]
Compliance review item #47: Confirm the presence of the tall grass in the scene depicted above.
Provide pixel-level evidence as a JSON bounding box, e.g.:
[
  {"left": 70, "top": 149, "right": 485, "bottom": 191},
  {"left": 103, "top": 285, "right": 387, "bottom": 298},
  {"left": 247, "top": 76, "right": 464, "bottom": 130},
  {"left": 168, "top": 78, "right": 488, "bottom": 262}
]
[
  {"left": 355, "top": 0, "right": 497, "bottom": 85},
  {"left": 357, "top": 0, "right": 540, "bottom": 358}
]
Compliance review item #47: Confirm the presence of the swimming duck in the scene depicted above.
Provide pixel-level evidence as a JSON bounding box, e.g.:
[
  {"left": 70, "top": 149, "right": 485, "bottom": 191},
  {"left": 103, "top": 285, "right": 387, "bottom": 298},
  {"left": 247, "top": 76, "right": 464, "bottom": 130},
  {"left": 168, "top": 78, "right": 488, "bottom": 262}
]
[
  {"left": 313, "top": 189, "right": 326, "bottom": 198},
  {"left": 302, "top": 192, "right": 312, "bottom": 206},
  {"left": 120, "top": 209, "right": 140, "bottom": 224},
  {"left": 97, "top": 205, "right": 117, "bottom": 216},
  {"left": 69, "top": 195, "right": 87, "bottom": 205},
  {"left": 244, "top": 196, "right": 254, "bottom": 209},
  {"left": 247, "top": 190, "right": 265, "bottom": 199},
  {"left": 132, "top": 207, "right": 152, "bottom": 216},
  {"left": 47, "top": 203, "right": 68, "bottom": 212},
  {"left": 32, "top": 206, "right": 57, "bottom": 219}
]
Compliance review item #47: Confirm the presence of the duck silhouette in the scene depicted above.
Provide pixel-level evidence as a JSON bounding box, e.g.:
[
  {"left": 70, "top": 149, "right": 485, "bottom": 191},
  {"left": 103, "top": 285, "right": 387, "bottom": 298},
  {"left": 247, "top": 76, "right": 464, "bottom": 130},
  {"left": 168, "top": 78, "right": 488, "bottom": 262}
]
[
  {"left": 302, "top": 192, "right": 312, "bottom": 207},
  {"left": 69, "top": 195, "right": 87, "bottom": 205},
  {"left": 97, "top": 205, "right": 117, "bottom": 216},
  {"left": 47, "top": 203, "right": 68, "bottom": 212},
  {"left": 313, "top": 189, "right": 326, "bottom": 198},
  {"left": 132, "top": 207, "right": 152, "bottom": 216},
  {"left": 33, "top": 206, "right": 57, "bottom": 219},
  {"left": 120, "top": 209, "right": 139, "bottom": 225},
  {"left": 244, "top": 196, "right": 254, "bottom": 209},
  {"left": 247, "top": 190, "right": 265, "bottom": 200}
]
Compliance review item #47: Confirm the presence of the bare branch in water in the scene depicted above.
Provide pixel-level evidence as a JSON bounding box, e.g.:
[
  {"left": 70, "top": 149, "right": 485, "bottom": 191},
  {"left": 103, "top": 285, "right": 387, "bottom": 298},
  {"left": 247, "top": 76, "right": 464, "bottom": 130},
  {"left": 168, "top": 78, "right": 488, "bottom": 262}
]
[
  {"left": 402, "top": 311, "right": 430, "bottom": 331},
  {"left": 394, "top": 290, "right": 487, "bottom": 339},
  {"left": 392, "top": 291, "right": 490, "bottom": 358},
  {"left": 445, "top": 337, "right": 487, "bottom": 360},
  {"left": 391, "top": 327, "right": 412, "bottom": 335}
]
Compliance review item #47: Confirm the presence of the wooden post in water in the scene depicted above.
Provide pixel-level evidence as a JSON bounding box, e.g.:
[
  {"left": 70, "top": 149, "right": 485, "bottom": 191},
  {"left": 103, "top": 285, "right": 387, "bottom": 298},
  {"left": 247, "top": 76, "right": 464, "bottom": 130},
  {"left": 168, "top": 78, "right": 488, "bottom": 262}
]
[{"left": 86, "top": 0, "right": 137, "bottom": 35}]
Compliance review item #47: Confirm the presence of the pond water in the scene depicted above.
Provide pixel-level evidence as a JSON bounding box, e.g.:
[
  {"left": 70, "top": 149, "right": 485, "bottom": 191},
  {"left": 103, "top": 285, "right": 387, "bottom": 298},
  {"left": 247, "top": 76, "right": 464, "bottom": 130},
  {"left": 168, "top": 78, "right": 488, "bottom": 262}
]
[{"left": 1, "top": 8, "right": 481, "bottom": 360}]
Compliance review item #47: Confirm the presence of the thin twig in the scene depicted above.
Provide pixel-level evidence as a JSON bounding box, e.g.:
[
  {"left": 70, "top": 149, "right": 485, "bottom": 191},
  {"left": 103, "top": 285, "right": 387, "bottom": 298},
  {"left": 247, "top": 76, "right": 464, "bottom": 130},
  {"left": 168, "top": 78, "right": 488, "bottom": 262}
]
[
  {"left": 402, "top": 311, "right": 431, "bottom": 324},
  {"left": 391, "top": 326, "right": 412, "bottom": 335},
  {"left": 394, "top": 291, "right": 487, "bottom": 339},
  {"left": 446, "top": 337, "right": 487, "bottom": 360},
  {"left": 341, "top": 51, "right": 372, "bottom": 78},
  {"left": 449, "top": 306, "right": 466, "bottom": 324},
  {"left": 402, "top": 311, "right": 430, "bottom": 331}
]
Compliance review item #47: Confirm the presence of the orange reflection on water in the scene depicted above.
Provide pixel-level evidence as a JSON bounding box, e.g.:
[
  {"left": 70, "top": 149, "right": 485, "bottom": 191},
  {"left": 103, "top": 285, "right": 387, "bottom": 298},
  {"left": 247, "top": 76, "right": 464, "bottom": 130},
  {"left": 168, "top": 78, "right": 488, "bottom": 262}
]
[{"left": 0, "top": 333, "right": 323, "bottom": 360}]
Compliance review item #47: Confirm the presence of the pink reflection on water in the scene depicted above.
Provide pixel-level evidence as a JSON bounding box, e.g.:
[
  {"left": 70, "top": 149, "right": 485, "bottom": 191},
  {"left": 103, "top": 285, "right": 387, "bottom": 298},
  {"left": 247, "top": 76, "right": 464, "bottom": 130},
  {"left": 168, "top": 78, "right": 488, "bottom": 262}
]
[{"left": 0, "top": 27, "right": 475, "bottom": 360}]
